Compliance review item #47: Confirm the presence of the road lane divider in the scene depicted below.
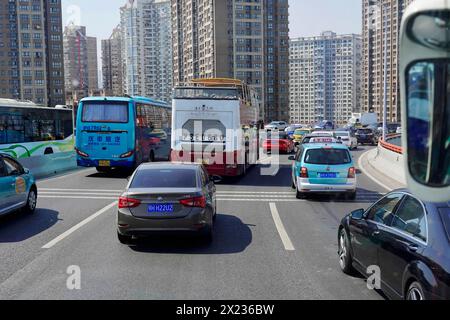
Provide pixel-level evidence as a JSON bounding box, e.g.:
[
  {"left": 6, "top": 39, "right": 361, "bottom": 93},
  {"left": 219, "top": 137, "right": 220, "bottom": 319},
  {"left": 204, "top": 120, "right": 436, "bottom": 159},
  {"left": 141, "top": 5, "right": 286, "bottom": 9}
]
[
  {"left": 42, "top": 201, "right": 117, "bottom": 249},
  {"left": 269, "top": 203, "right": 295, "bottom": 251}
]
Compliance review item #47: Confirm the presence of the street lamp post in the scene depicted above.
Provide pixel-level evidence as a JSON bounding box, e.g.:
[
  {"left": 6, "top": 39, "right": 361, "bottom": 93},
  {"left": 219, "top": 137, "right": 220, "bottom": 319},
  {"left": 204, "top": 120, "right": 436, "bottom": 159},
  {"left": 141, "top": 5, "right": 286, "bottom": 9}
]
[{"left": 381, "top": 1, "right": 388, "bottom": 142}]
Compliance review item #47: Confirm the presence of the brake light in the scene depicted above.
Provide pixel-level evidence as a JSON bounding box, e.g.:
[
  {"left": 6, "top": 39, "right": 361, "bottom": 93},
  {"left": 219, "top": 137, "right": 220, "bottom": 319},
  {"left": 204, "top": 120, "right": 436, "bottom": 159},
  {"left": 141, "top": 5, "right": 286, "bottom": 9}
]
[
  {"left": 300, "top": 167, "right": 309, "bottom": 178},
  {"left": 348, "top": 167, "right": 356, "bottom": 179},
  {"left": 180, "top": 196, "right": 206, "bottom": 208},
  {"left": 120, "top": 150, "right": 134, "bottom": 158},
  {"left": 118, "top": 196, "right": 141, "bottom": 208},
  {"left": 75, "top": 148, "right": 89, "bottom": 158}
]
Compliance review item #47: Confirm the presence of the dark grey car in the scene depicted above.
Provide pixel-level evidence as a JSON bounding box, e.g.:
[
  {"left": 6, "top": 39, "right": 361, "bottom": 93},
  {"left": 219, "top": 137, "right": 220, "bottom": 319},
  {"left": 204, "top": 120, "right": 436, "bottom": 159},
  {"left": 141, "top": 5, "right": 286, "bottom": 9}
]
[{"left": 117, "top": 163, "right": 219, "bottom": 244}]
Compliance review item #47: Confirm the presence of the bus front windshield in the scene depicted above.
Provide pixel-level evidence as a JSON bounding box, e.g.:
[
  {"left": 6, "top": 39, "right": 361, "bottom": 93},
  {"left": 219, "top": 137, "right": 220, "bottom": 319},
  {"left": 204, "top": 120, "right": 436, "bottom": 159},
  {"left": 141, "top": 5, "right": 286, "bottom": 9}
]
[
  {"left": 173, "top": 88, "right": 240, "bottom": 100},
  {"left": 82, "top": 102, "right": 129, "bottom": 123}
]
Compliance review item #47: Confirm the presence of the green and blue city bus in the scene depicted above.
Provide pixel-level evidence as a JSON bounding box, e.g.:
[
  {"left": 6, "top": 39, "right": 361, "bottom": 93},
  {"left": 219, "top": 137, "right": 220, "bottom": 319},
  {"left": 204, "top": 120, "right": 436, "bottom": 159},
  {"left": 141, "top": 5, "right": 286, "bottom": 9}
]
[
  {"left": 75, "top": 96, "right": 171, "bottom": 172},
  {"left": 0, "top": 99, "right": 74, "bottom": 159}
]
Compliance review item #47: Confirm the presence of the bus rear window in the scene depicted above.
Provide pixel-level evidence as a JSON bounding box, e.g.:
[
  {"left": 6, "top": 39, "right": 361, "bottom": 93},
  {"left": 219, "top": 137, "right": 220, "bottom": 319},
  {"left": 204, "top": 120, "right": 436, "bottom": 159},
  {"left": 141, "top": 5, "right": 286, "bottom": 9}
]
[
  {"left": 82, "top": 103, "right": 128, "bottom": 123},
  {"left": 304, "top": 148, "right": 351, "bottom": 165}
]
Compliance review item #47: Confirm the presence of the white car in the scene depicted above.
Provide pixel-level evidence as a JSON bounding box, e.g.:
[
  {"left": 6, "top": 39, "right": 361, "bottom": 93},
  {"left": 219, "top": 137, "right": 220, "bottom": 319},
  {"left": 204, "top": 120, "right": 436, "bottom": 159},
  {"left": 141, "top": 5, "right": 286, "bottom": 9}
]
[
  {"left": 396, "top": 126, "right": 402, "bottom": 134},
  {"left": 334, "top": 131, "right": 358, "bottom": 150},
  {"left": 265, "top": 121, "right": 288, "bottom": 131},
  {"left": 310, "top": 131, "right": 334, "bottom": 137}
]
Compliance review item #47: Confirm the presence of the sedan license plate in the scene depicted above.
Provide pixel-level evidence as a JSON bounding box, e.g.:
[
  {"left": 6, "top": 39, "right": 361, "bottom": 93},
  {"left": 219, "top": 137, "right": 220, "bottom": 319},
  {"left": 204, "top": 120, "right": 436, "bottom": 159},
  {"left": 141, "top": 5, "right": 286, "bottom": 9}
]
[
  {"left": 318, "top": 172, "right": 337, "bottom": 178},
  {"left": 148, "top": 204, "right": 174, "bottom": 214},
  {"left": 99, "top": 160, "right": 110, "bottom": 167}
]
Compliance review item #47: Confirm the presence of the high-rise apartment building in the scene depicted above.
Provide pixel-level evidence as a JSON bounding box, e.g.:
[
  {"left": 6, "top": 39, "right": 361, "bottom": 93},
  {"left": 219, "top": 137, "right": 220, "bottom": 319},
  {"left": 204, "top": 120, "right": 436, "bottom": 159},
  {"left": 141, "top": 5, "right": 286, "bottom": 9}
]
[
  {"left": 102, "top": 26, "right": 124, "bottom": 96},
  {"left": 362, "top": 0, "right": 414, "bottom": 122},
  {"left": 171, "top": 0, "right": 290, "bottom": 122},
  {"left": 0, "top": 0, "right": 65, "bottom": 106},
  {"left": 289, "top": 32, "right": 362, "bottom": 126},
  {"left": 63, "top": 24, "right": 99, "bottom": 102},
  {"left": 87, "top": 36, "right": 99, "bottom": 90},
  {"left": 120, "top": 0, "right": 173, "bottom": 102}
]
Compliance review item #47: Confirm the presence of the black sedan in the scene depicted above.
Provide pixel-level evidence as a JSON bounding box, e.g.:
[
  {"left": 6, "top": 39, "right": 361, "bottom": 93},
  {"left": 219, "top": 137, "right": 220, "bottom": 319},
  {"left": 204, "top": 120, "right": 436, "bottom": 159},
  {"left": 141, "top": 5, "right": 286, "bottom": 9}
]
[
  {"left": 355, "top": 128, "right": 377, "bottom": 145},
  {"left": 338, "top": 189, "right": 450, "bottom": 300}
]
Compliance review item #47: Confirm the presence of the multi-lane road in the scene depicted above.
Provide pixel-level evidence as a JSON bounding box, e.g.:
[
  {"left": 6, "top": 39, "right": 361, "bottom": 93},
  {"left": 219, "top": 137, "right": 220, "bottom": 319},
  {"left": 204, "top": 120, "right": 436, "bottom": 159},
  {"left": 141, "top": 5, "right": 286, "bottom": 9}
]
[{"left": 0, "top": 146, "right": 387, "bottom": 300}]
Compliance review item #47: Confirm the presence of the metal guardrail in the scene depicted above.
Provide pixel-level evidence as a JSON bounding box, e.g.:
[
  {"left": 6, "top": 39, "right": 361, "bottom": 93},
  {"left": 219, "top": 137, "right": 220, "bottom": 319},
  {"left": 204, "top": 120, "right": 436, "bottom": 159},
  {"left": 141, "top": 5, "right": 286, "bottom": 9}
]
[{"left": 379, "top": 134, "right": 403, "bottom": 154}]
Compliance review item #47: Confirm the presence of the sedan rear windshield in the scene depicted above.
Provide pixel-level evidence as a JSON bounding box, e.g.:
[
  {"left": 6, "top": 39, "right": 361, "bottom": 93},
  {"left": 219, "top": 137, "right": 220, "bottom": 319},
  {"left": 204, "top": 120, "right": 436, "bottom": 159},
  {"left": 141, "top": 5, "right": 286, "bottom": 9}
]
[
  {"left": 82, "top": 103, "right": 129, "bottom": 123},
  {"left": 304, "top": 148, "right": 352, "bottom": 165},
  {"left": 130, "top": 168, "right": 197, "bottom": 188},
  {"left": 439, "top": 207, "right": 450, "bottom": 241}
]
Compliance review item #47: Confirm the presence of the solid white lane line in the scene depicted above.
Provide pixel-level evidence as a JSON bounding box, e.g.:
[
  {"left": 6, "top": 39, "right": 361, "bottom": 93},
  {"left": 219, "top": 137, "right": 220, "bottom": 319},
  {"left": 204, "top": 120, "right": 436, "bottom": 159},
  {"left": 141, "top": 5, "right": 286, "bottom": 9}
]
[
  {"left": 218, "top": 198, "right": 303, "bottom": 202},
  {"left": 39, "top": 195, "right": 118, "bottom": 200},
  {"left": 39, "top": 188, "right": 123, "bottom": 193},
  {"left": 42, "top": 202, "right": 117, "bottom": 249},
  {"left": 39, "top": 192, "right": 121, "bottom": 196},
  {"left": 269, "top": 203, "right": 295, "bottom": 251},
  {"left": 37, "top": 168, "right": 93, "bottom": 183}
]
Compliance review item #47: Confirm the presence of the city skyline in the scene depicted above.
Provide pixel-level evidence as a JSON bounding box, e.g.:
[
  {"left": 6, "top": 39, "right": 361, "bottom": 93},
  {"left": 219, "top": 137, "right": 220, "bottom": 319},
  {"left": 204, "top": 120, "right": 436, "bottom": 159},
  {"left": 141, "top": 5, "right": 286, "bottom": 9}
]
[{"left": 62, "top": 0, "right": 363, "bottom": 42}]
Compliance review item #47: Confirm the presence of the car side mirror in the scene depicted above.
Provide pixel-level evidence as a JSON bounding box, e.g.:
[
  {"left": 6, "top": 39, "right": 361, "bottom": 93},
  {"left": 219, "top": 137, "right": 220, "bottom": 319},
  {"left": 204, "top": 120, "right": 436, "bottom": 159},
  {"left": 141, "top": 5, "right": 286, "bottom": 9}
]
[
  {"left": 23, "top": 168, "right": 30, "bottom": 174},
  {"left": 350, "top": 209, "right": 365, "bottom": 221},
  {"left": 211, "top": 175, "right": 222, "bottom": 184},
  {"left": 288, "top": 155, "right": 296, "bottom": 161}
]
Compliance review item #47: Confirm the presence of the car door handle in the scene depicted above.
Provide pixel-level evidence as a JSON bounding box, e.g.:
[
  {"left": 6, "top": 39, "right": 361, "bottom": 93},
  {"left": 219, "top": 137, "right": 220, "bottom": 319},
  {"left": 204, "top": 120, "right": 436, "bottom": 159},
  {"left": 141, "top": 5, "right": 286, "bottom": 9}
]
[
  {"left": 372, "top": 230, "right": 380, "bottom": 236},
  {"left": 407, "top": 244, "right": 419, "bottom": 252}
]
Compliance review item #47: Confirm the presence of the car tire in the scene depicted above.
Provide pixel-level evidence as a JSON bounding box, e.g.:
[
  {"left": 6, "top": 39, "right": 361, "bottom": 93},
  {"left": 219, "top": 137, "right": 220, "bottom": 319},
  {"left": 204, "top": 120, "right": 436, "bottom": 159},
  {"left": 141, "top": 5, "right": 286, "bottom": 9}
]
[
  {"left": 117, "top": 232, "right": 133, "bottom": 245},
  {"left": 200, "top": 225, "right": 213, "bottom": 244},
  {"left": 338, "top": 228, "right": 355, "bottom": 275},
  {"left": 406, "top": 281, "right": 426, "bottom": 300},
  {"left": 23, "top": 186, "right": 37, "bottom": 214},
  {"left": 345, "top": 191, "right": 357, "bottom": 201},
  {"left": 296, "top": 188, "right": 306, "bottom": 199}
]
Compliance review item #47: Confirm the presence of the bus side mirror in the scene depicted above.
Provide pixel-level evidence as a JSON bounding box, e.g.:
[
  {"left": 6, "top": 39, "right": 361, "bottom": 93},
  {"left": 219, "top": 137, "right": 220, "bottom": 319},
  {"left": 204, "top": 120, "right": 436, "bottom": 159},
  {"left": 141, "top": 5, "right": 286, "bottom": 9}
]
[{"left": 400, "top": 7, "right": 450, "bottom": 202}]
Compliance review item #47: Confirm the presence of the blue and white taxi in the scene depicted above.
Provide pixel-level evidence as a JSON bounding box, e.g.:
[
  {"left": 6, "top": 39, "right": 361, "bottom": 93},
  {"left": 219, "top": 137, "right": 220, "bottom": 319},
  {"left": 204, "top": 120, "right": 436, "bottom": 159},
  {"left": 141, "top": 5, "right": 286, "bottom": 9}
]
[
  {"left": 0, "top": 154, "right": 37, "bottom": 216},
  {"left": 290, "top": 143, "right": 357, "bottom": 200}
]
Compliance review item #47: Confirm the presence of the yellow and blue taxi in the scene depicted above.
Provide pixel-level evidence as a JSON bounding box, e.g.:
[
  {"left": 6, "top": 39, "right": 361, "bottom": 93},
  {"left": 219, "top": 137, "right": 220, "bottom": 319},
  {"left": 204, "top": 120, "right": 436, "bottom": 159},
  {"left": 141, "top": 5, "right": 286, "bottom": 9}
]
[
  {"left": 0, "top": 154, "right": 37, "bottom": 216},
  {"left": 290, "top": 143, "right": 356, "bottom": 200}
]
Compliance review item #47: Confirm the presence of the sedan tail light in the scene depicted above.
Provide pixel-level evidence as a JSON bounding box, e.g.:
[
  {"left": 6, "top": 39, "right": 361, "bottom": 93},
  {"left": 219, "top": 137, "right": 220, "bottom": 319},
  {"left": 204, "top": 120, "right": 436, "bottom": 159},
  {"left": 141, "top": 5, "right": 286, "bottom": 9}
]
[
  {"left": 118, "top": 196, "right": 141, "bottom": 208},
  {"left": 348, "top": 167, "right": 356, "bottom": 179},
  {"left": 180, "top": 196, "right": 206, "bottom": 208},
  {"left": 300, "top": 167, "right": 309, "bottom": 178}
]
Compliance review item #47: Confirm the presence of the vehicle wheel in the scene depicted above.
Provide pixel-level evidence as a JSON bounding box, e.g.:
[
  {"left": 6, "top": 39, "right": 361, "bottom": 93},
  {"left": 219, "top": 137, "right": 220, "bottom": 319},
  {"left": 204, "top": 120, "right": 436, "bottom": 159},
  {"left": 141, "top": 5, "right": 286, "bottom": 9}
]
[
  {"left": 23, "top": 186, "right": 37, "bottom": 214},
  {"left": 117, "top": 232, "right": 133, "bottom": 245},
  {"left": 149, "top": 151, "right": 155, "bottom": 163},
  {"left": 200, "top": 225, "right": 213, "bottom": 244},
  {"left": 406, "top": 281, "right": 425, "bottom": 300},
  {"left": 345, "top": 191, "right": 357, "bottom": 201},
  {"left": 291, "top": 180, "right": 296, "bottom": 189},
  {"left": 296, "top": 188, "right": 306, "bottom": 199},
  {"left": 338, "top": 228, "right": 355, "bottom": 274}
]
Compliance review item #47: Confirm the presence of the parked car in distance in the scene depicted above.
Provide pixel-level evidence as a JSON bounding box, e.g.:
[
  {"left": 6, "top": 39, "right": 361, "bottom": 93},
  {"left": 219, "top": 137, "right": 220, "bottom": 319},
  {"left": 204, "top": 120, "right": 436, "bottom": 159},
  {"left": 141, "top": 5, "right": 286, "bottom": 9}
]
[
  {"left": 265, "top": 121, "right": 288, "bottom": 131},
  {"left": 263, "top": 132, "right": 295, "bottom": 154},
  {"left": 117, "top": 163, "right": 220, "bottom": 244},
  {"left": 338, "top": 190, "right": 450, "bottom": 300},
  {"left": 290, "top": 143, "right": 356, "bottom": 200},
  {"left": 0, "top": 153, "right": 37, "bottom": 216},
  {"left": 355, "top": 128, "right": 377, "bottom": 146},
  {"left": 334, "top": 131, "right": 358, "bottom": 150}
]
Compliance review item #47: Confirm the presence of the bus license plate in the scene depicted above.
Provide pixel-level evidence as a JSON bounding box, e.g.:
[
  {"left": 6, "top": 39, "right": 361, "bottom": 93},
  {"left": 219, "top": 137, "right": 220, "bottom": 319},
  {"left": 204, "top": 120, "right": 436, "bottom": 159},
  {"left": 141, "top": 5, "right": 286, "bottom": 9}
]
[
  {"left": 319, "top": 172, "right": 337, "bottom": 178},
  {"left": 148, "top": 204, "right": 174, "bottom": 213},
  {"left": 99, "top": 160, "right": 110, "bottom": 167}
]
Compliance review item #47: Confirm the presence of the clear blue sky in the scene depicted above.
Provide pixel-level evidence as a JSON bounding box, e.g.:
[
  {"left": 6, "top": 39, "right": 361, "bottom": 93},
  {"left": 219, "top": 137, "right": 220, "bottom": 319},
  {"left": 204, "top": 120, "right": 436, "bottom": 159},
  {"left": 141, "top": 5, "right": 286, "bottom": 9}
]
[{"left": 62, "top": 0, "right": 363, "bottom": 40}]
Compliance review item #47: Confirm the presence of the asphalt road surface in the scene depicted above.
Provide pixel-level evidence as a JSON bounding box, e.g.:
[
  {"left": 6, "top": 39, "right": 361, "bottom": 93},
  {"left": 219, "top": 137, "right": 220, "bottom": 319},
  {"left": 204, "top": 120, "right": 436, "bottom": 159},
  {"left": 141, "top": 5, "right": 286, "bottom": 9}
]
[{"left": 0, "top": 146, "right": 387, "bottom": 300}]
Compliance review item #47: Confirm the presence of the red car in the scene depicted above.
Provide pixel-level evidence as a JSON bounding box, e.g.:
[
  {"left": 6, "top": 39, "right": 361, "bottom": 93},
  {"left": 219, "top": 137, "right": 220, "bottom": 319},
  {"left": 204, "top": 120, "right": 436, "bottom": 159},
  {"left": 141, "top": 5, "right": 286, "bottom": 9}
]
[{"left": 263, "top": 132, "right": 294, "bottom": 154}]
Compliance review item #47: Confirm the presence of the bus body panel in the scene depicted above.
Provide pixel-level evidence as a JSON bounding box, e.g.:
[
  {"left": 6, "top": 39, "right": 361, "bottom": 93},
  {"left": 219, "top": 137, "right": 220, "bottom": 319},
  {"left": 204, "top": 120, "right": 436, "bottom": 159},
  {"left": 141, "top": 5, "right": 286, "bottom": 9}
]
[{"left": 75, "top": 97, "right": 171, "bottom": 170}]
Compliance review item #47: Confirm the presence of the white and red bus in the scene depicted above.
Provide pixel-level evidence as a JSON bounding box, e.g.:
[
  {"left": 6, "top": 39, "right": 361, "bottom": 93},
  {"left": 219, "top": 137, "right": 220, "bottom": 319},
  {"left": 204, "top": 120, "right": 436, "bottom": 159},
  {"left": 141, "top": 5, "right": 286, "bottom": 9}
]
[{"left": 171, "top": 78, "right": 260, "bottom": 177}]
